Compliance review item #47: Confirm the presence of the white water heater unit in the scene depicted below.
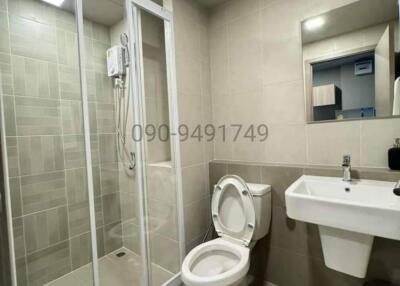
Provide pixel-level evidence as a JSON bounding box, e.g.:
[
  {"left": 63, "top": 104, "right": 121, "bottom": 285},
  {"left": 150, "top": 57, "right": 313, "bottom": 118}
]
[{"left": 106, "top": 46, "right": 126, "bottom": 77}]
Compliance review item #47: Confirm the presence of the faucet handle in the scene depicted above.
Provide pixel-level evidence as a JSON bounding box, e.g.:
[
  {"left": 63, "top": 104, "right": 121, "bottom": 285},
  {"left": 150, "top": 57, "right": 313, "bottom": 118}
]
[{"left": 342, "top": 154, "right": 351, "bottom": 166}]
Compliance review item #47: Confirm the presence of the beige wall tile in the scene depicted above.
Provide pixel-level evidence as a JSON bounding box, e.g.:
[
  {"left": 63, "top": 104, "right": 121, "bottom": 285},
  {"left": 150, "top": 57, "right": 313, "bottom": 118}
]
[{"left": 307, "top": 121, "right": 361, "bottom": 166}]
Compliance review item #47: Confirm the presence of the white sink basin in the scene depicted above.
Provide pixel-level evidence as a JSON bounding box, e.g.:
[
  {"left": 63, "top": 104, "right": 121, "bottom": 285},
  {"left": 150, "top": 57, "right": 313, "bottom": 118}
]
[{"left": 285, "top": 175, "right": 400, "bottom": 278}]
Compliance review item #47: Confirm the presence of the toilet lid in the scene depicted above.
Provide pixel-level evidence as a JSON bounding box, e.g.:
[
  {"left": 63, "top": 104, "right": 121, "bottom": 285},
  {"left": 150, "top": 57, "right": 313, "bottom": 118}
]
[{"left": 211, "top": 175, "right": 255, "bottom": 246}]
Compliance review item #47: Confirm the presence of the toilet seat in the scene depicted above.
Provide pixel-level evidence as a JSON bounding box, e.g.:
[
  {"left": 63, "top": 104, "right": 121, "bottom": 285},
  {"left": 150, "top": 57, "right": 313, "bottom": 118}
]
[
  {"left": 181, "top": 238, "right": 250, "bottom": 286},
  {"left": 182, "top": 175, "right": 256, "bottom": 286},
  {"left": 212, "top": 175, "right": 255, "bottom": 246}
]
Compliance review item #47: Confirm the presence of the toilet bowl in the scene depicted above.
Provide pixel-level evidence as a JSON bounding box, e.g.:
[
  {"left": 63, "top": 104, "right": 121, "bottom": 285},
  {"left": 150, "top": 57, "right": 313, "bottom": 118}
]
[
  {"left": 182, "top": 238, "right": 249, "bottom": 286},
  {"left": 182, "top": 175, "right": 271, "bottom": 286}
]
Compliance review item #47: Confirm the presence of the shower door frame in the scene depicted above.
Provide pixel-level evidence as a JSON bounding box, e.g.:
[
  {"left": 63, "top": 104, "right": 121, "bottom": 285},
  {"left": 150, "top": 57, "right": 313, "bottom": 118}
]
[{"left": 125, "top": 1, "right": 186, "bottom": 285}]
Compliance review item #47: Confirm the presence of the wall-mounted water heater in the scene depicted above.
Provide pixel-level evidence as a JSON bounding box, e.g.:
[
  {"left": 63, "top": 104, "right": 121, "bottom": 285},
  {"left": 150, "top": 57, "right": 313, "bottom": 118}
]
[{"left": 106, "top": 46, "right": 126, "bottom": 77}]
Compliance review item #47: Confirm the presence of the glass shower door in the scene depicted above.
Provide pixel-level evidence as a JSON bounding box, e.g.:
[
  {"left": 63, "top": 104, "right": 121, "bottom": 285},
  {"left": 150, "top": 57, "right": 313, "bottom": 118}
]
[{"left": 126, "top": 0, "right": 184, "bottom": 284}]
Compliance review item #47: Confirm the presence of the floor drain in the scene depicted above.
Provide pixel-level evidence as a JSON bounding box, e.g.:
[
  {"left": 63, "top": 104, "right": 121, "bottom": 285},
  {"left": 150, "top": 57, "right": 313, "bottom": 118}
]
[{"left": 116, "top": 252, "right": 126, "bottom": 258}]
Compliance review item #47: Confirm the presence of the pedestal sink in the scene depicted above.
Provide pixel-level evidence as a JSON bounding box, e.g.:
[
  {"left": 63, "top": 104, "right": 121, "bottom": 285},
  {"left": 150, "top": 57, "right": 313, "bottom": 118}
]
[{"left": 285, "top": 175, "right": 400, "bottom": 278}]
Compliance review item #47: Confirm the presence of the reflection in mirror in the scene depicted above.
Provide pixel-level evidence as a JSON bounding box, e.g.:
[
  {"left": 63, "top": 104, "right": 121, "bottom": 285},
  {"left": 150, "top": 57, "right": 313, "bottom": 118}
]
[{"left": 302, "top": 0, "right": 400, "bottom": 122}]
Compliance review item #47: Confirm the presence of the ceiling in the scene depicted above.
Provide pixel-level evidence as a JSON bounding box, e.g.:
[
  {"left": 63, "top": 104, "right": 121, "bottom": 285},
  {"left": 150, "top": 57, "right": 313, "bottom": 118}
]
[
  {"left": 57, "top": 0, "right": 227, "bottom": 27},
  {"left": 302, "top": 0, "right": 398, "bottom": 44}
]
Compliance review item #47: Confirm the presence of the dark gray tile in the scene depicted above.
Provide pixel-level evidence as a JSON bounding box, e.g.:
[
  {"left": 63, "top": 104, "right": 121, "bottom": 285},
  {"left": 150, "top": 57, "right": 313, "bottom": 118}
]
[
  {"left": 0, "top": 11, "right": 10, "bottom": 53},
  {"left": 13, "top": 217, "right": 25, "bottom": 259},
  {"left": 102, "top": 193, "right": 121, "bottom": 225},
  {"left": 99, "top": 134, "right": 117, "bottom": 164},
  {"left": 68, "top": 201, "right": 91, "bottom": 236},
  {"left": 96, "top": 103, "right": 114, "bottom": 133},
  {"left": 3, "top": 96, "right": 16, "bottom": 136},
  {"left": 209, "top": 162, "right": 227, "bottom": 193},
  {"left": 16, "top": 256, "right": 28, "bottom": 286},
  {"left": 57, "top": 29, "right": 78, "bottom": 68},
  {"left": 227, "top": 163, "right": 262, "bottom": 183},
  {"left": 9, "top": 177, "right": 22, "bottom": 217},
  {"left": 59, "top": 66, "right": 81, "bottom": 100},
  {"left": 63, "top": 135, "right": 85, "bottom": 168},
  {"left": 0, "top": 53, "right": 13, "bottom": 95},
  {"left": 94, "top": 71, "right": 113, "bottom": 103},
  {"left": 12, "top": 56, "right": 59, "bottom": 99},
  {"left": 15, "top": 97, "right": 61, "bottom": 136},
  {"left": 61, "top": 100, "right": 83, "bottom": 134},
  {"left": 66, "top": 167, "right": 101, "bottom": 205},
  {"left": 270, "top": 206, "right": 322, "bottom": 260},
  {"left": 6, "top": 137, "right": 19, "bottom": 177},
  {"left": 26, "top": 241, "right": 71, "bottom": 286},
  {"left": 100, "top": 163, "right": 119, "bottom": 195},
  {"left": 303, "top": 166, "right": 344, "bottom": 178},
  {"left": 103, "top": 221, "right": 122, "bottom": 254},
  {"left": 9, "top": 15, "right": 57, "bottom": 63},
  {"left": 20, "top": 171, "right": 66, "bottom": 214},
  {"left": 261, "top": 165, "right": 303, "bottom": 207},
  {"left": 18, "top": 136, "right": 64, "bottom": 175},
  {"left": 23, "top": 206, "right": 68, "bottom": 254}
]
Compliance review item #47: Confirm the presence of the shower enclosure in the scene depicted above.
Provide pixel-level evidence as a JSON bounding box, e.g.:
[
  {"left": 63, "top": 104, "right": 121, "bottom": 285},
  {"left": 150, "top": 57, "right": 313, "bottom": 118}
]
[{"left": 0, "top": 0, "right": 184, "bottom": 285}]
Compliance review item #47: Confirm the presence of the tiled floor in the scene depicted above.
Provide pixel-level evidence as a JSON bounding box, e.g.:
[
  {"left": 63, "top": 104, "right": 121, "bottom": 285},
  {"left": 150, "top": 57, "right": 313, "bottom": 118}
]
[{"left": 44, "top": 248, "right": 173, "bottom": 286}]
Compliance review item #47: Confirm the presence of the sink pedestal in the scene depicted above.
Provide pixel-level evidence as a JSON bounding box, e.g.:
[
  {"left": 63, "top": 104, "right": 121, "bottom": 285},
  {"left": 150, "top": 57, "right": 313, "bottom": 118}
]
[{"left": 319, "top": 226, "right": 374, "bottom": 278}]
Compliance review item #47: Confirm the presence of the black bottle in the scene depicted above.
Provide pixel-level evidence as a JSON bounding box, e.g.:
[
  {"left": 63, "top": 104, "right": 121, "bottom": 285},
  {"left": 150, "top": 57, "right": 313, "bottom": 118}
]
[{"left": 388, "top": 138, "right": 400, "bottom": 170}]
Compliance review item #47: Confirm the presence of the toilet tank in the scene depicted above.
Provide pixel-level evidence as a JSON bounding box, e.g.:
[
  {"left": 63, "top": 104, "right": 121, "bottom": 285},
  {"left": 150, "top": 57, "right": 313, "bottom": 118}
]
[{"left": 247, "top": 183, "right": 272, "bottom": 241}]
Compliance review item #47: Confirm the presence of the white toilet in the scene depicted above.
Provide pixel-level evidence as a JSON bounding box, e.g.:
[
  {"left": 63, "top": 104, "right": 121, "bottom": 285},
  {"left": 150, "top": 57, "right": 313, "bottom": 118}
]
[{"left": 181, "top": 175, "right": 272, "bottom": 286}]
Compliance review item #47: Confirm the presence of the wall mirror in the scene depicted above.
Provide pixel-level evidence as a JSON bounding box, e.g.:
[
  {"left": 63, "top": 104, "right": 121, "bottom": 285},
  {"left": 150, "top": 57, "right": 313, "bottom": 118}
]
[{"left": 302, "top": 0, "right": 400, "bottom": 123}]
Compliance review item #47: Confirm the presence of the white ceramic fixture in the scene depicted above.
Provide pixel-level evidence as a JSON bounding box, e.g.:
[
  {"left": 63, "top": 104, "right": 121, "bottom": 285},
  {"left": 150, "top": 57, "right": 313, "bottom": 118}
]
[
  {"left": 285, "top": 175, "right": 400, "bottom": 278},
  {"left": 181, "top": 175, "right": 272, "bottom": 286}
]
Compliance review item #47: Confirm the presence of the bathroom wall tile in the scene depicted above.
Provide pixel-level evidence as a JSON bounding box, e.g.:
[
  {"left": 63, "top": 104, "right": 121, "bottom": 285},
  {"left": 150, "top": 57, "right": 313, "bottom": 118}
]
[
  {"left": 263, "top": 81, "right": 305, "bottom": 124},
  {"left": 148, "top": 199, "right": 178, "bottom": 241},
  {"left": 122, "top": 221, "right": 141, "bottom": 254},
  {"left": 0, "top": 53, "right": 14, "bottom": 95},
  {"left": 3, "top": 96, "right": 16, "bottom": 136},
  {"left": 175, "top": 14, "right": 201, "bottom": 62},
  {"left": 63, "top": 135, "right": 85, "bottom": 168},
  {"left": 9, "top": 15, "right": 57, "bottom": 63},
  {"left": 15, "top": 97, "right": 61, "bottom": 136},
  {"left": 227, "top": 163, "right": 262, "bottom": 183},
  {"left": 96, "top": 103, "right": 115, "bottom": 133},
  {"left": 120, "top": 192, "right": 137, "bottom": 221},
  {"left": 184, "top": 196, "right": 211, "bottom": 243},
  {"left": 68, "top": 201, "right": 91, "bottom": 237},
  {"left": 360, "top": 118, "right": 400, "bottom": 168},
  {"left": 262, "top": 36, "right": 303, "bottom": 85},
  {"left": 92, "top": 23, "right": 110, "bottom": 44},
  {"left": 149, "top": 233, "right": 180, "bottom": 273},
  {"left": 176, "top": 57, "right": 202, "bottom": 97},
  {"left": 91, "top": 40, "right": 109, "bottom": 72},
  {"left": 209, "top": 162, "right": 228, "bottom": 191},
  {"left": 55, "top": 9, "right": 76, "bottom": 33},
  {"left": 180, "top": 138, "right": 205, "bottom": 167},
  {"left": 9, "top": 177, "right": 22, "bottom": 217},
  {"left": 20, "top": 171, "right": 66, "bottom": 215},
  {"left": 0, "top": 0, "right": 6, "bottom": 12},
  {"left": 259, "top": 165, "right": 300, "bottom": 208},
  {"left": 147, "top": 165, "right": 176, "bottom": 204},
  {"left": 269, "top": 206, "right": 323, "bottom": 260},
  {"left": 103, "top": 221, "right": 123, "bottom": 254},
  {"left": 100, "top": 163, "right": 119, "bottom": 195},
  {"left": 94, "top": 72, "right": 113, "bottom": 103},
  {"left": 58, "top": 66, "right": 81, "bottom": 100},
  {"left": 12, "top": 56, "right": 59, "bottom": 99},
  {"left": 13, "top": 217, "right": 25, "bottom": 259},
  {"left": 88, "top": 102, "right": 98, "bottom": 133},
  {"left": 18, "top": 136, "right": 64, "bottom": 175},
  {"left": 0, "top": 11, "right": 10, "bottom": 53},
  {"left": 6, "top": 137, "right": 19, "bottom": 177},
  {"left": 23, "top": 206, "right": 68, "bottom": 254},
  {"left": 26, "top": 241, "right": 71, "bottom": 286},
  {"left": 99, "top": 134, "right": 117, "bottom": 163},
  {"left": 70, "top": 231, "right": 98, "bottom": 270},
  {"left": 307, "top": 121, "right": 361, "bottom": 167},
  {"left": 66, "top": 167, "right": 101, "bottom": 205},
  {"left": 264, "top": 124, "right": 307, "bottom": 164},
  {"left": 16, "top": 256, "right": 28, "bottom": 286},
  {"left": 57, "top": 29, "right": 79, "bottom": 68},
  {"left": 182, "top": 164, "right": 208, "bottom": 204},
  {"left": 7, "top": 0, "right": 56, "bottom": 25},
  {"left": 102, "top": 193, "right": 121, "bottom": 225},
  {"left": 61, "top": 100, "right": 83, "bottom": 135}
]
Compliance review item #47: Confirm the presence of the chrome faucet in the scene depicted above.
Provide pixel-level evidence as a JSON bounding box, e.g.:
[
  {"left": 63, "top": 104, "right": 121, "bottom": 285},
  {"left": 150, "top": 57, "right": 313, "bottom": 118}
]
[{"left": 342, "top": 155, "right": 352, "bottom": 182}]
